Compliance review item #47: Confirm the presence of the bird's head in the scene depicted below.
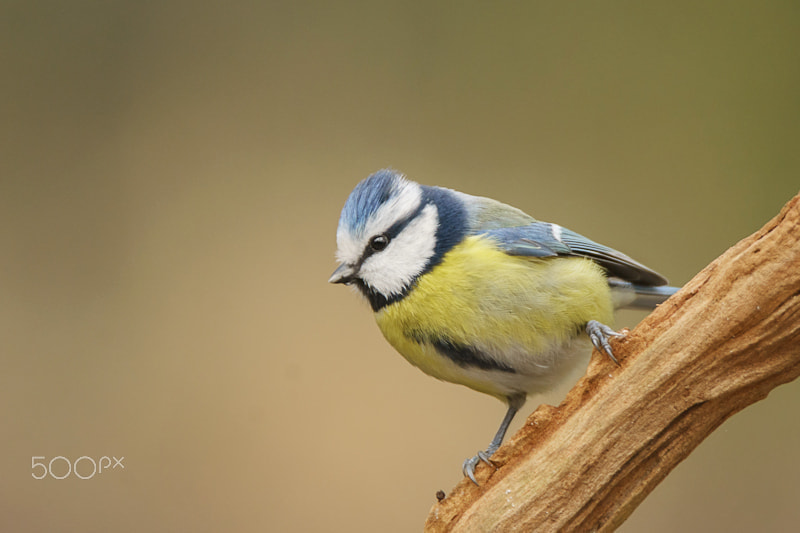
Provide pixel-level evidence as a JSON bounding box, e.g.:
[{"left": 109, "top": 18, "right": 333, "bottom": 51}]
[{"left": 330, "top": 169, "right": 463, "bottom": 311}]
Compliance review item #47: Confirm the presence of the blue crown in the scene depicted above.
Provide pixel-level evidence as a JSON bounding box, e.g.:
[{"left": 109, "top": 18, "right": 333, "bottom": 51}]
[{"left": 340, "top": 169, "right": 405, "bottom": 234}]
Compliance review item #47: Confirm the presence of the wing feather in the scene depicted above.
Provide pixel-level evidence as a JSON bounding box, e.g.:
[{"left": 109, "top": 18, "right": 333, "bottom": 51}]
[{"left": 480, "top": 222, "right": 668, "bottom": 286}]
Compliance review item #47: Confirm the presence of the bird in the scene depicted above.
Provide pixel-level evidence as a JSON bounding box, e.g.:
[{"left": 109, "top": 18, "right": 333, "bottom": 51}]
[{"left": 329, "top": 169, "right": 679, "bottom": 484}]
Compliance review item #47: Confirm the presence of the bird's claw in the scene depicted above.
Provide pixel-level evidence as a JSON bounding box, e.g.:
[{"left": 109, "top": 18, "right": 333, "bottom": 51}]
[
  {"left": 586, "top": 320, "right": 623, "bottom": 365},
  {"left": 462, "top": 450, "right": 496, "bottom": 485}
]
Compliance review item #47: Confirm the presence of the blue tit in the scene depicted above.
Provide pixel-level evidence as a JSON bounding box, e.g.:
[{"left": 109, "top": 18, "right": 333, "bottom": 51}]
[{"left": 329, "top": 169, "right": 679, "bottom": 484}]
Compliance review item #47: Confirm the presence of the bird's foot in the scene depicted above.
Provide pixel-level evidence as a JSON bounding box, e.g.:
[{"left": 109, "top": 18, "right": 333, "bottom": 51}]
[
  {"left": 462, "top": 449, "right": 497, "bottom": 485},
  {"left": 586, "top": 320, "right": 623, "bottom": 364}
]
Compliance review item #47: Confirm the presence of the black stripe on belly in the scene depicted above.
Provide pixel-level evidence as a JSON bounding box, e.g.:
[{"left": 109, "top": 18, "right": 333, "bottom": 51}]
[{"left": 427, "top": 337, "right": 516, "bottom": 374}]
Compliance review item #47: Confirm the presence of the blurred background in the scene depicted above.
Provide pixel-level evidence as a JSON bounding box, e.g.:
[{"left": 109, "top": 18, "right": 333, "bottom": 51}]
[{"left": 1, "top": 2, "right": 798, "bottom": 531}]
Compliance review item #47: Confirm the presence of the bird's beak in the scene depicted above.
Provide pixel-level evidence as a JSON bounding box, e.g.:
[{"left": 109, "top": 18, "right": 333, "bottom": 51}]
[{"left": 329, "top": 263, "right": 357, "bottom": 284}]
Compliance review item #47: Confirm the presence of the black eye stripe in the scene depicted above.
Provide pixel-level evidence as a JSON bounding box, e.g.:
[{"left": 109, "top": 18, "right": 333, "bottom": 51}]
[
  {"left": 384, "top": 200, "right": 427, "bottom": 239},
  {"left": 357, "top": 200, "right": 428, "bottom": 266}
]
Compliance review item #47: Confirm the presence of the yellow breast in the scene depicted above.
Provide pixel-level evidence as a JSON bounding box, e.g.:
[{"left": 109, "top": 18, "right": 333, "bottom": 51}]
[{"left": 374, "top": 235, "right": 614, "bottom": 398}]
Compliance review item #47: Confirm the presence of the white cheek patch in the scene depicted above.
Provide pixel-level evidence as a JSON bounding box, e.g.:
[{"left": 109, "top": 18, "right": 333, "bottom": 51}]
[{"left": 359, "top": 204, "right": 439, "bottom": 296}]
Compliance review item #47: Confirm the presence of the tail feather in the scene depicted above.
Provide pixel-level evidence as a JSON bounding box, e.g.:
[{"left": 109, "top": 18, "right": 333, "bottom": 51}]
[
  {"left": 608, "top": 279, "right": 680, "bottom": 310},
  {"left": 626, "top": 284, "right": 680, "bottom": 310}
]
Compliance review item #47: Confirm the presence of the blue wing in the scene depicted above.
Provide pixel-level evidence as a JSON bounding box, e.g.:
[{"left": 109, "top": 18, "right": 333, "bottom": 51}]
[{"left": 479, "top": 222, "right": 668, "bottom": 286}]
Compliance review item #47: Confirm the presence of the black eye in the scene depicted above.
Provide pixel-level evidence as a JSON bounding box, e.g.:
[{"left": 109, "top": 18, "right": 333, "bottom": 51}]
[{"left": 369, "top": 234, "right": 390, "bottom": 252}]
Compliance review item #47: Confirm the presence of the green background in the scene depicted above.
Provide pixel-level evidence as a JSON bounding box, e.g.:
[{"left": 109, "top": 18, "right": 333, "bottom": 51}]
[{"left": 2, "top": 2, "right": 798, "bottom": 531}]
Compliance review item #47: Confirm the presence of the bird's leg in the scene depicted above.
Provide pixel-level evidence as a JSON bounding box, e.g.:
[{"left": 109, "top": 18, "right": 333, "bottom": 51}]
[
  {"left": 586, "top": 319, "right": 623, "bottom": 364},
  {"left": 462, "top": 393, "right": 526, "bottom": 485}
]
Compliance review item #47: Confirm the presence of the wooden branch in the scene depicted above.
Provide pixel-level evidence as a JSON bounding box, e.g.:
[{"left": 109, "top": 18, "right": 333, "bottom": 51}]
[{"left": 425, "top": 191, "right": 800, "bottom": 532}]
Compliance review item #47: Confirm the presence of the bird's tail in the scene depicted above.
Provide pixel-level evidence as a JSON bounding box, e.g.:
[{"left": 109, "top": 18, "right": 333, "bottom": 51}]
[{"left": 609, "top": 279, "right": 680, "bottom": 310}]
